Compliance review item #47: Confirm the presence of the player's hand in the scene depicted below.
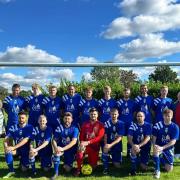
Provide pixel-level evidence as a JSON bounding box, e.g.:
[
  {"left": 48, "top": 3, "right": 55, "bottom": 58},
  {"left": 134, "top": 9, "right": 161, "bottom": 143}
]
[
  {"left": 81, "top": 141, "right": 89, "bottom": 147},
  {"left": 132, "top": 144, "right": 140, "bottom": 153},
  {"left": 104, "top": 144, "right": 111, "bottom": 151},
  {"left": 154, "top": 145, "right": 163, "bottom": 153},
  {"left": 6, "top": 146, "right": 15, "bottom": 153}
]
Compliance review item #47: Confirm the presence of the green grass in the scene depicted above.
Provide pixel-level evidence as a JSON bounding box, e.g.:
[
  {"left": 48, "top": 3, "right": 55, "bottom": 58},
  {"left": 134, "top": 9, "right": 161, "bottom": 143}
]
[{"left": 0, "top": 138, "right": 180, "bottom": 180}]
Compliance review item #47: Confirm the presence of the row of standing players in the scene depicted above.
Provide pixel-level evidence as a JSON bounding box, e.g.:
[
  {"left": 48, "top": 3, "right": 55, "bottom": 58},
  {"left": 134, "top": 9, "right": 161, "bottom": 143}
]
[{"left": 2, "top": 83, "right": 180, "bottom": 179}]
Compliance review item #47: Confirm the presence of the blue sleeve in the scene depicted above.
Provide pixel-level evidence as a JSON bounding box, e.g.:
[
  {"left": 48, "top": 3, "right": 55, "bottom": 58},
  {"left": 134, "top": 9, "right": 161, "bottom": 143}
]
[
  {"left": 72, "top": 127, "right": 79, "bottom": 139},
  {"left": 171, "top": 125, "right": 179, "bottom": 140},
  {"left": 24, "top": 126, "right": 33, "bottom": 139},
  {"left": 127, "top": 127, "right": 134, "bottom": 136}
]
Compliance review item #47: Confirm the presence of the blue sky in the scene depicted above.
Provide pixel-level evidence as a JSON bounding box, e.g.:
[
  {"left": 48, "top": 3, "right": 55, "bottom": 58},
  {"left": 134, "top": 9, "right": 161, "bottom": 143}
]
[{"left": 0, "top": 0, "right": 180, "bottom": 90}]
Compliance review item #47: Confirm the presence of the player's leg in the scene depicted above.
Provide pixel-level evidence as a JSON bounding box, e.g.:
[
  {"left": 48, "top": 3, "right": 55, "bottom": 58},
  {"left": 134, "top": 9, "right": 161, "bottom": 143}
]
[
  {"left": 140, "top": 146, "right": 150, "bottom": 171},
  {"left": 153, "top": 146, "right": 161, "bottom": 179},
  {"left": 162, "top": 150, "right": 174, "bottom": 172},
  {"left": 130, "top": 146, "right": 138, "bottom": 175},
  {"left": 41, "top": 154, "right": 52, "bottom": 172},
  {"left": 111, "top": 147, "right": 122, "bottom": 169},
  {"left": 52, "top": 154, "right": 61, "bottom": 176},
  {"left": 29, "top": 150, "right": 37, "bottom": 175},
  {"left": 102, "top": 147, "right": 110, "bottom": 174},
  {"left": 20, "top": 151, "right": 30, "bottom": 172},
  {"left": 87, "top": 147, "right": 99, "bottom": 169},
  {"left": 63, "top": 149, "right": 75, "bottom": 173}
]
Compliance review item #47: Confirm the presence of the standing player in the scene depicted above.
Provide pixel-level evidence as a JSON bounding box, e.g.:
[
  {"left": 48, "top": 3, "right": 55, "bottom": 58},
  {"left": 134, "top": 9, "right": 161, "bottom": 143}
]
[
  {"left": 25, "top": 83, "right": 44, "bottom": 127},
  {"left": 42, "top": 85, "right": 62, "bottom": 131},
  {"left": 135, "top": 84, "right": 154, "bottom": 124},
  {"left": 152, "top": 109, "right": 179, "bottom": 179},
  {"left": 29, "top": 115, "right": 53, "bottom": 175},
  {"left": 128, "top": 111, "right": 151, "bottom": 176},
  {"left": 0, "top": 99, "right": 5, "bottom": 137},
  {"left": 62, "top": 85, "right": 82, "bottom": 126},
  {"left": 116, "top": 88, "right": 135, "bottom": 156},
  {"left": 51, "top": 112, "right": 79, "bottom": 179},
  {"left": 75, "top": 108, "right": 105, "bottom": 176},
  {"left": 153, "top": 86, "right": 173, "bottom": 123},
  {"left": 173, "top": 92, "right": 180, "bottom": 158},
  {"left": 3, "top": 111, "right": 33, "bottom": 178},
  {"left": 98, "top": 86, "right": 116, "bottom": 124},
  {"left": 79, "top": 87, "right": 98, "bottom": 125},
  {"left": 3, "top": 84, "right": 25, "bottom": 131},
  {"left": 102, "top": 108, "right": 125, "bottom": 174}
]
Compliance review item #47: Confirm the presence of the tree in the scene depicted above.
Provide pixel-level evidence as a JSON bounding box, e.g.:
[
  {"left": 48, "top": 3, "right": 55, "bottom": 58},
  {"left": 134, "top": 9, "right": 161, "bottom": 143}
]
[
  {"left": 90, "top": 67, "right": 121, "bottom": 83},
  {"left": 0, "top": 86, "right": 8, "bottom": 100},
  {"left": 149, "top": 66, "right": 179, "bottom": 83},
  {"left": 120, "top": 69, "right": 138, "bottom": 87}
]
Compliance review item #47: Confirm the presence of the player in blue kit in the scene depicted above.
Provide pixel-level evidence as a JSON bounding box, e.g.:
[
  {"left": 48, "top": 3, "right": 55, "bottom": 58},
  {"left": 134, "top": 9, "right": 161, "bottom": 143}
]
[
  {"left": 135, "top": 84, "right": 154, "bottom": 124},
  {"left": 62, "top": 85, "right": 82, "bottom": 126},
  {"left": 128, "top": 111, "right": 152, "bottom": 176},
  {"left": 102, "top": 108, "right": 125, "bottom": 175},
  {"left": 3, "top": 111, "right": 33, "bottom": 178},
  {"left": 29, "top": 115, "right": 53, "bottom": 175},
  {"left": 152, "top": 109, "right": 179, "bottom": 179},
  {"left": 51, "top": 112, "right": 79, "bottom": 180},
  {"left": 25, "top": 83, "right": 44, "bottom": 127},
  {"left": 153, "top": 86, "right": 173, "bottom": 123},
  {"left": 117, "top": 88, "right": 135, "bottom": 157},
  {"left": 98, "top": 86, "right": 116, "bottom": 124},
  {"left": 3, "top": 84, "right": 25, "bottom": 131},
  {"left": 42, "top": 85, "right": 62, "bottom": 131},
  {"left": 79, "top": 87, "right": 98, "bottom": 126}
]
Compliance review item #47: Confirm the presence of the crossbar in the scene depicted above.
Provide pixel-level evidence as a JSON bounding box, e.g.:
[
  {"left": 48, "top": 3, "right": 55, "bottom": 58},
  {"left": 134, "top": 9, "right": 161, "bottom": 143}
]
[{"left": 0, "top": 62, "right": 180, "bottom": 67}]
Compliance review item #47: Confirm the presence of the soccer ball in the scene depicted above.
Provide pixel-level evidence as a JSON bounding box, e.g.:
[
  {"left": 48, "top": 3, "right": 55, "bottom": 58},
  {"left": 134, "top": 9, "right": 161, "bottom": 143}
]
[{"left": 81, "top": 164, "right": 92, "bottom": 175}]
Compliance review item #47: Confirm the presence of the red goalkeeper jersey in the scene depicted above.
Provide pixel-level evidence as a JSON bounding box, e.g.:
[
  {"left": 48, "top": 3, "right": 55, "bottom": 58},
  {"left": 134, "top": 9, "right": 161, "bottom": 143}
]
[{"left": 80, "top": 120, "right": 105, "bottom": 150}]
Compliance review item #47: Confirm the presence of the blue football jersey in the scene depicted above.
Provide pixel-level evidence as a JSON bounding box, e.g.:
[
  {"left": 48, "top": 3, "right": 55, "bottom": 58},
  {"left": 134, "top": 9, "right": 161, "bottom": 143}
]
[
  {"left": 104, "top": 119, "right": 125, "bottom": 151},
  {"left": 153, "top": 97, "right": 173, "bottom": 122},
  {"left": 117, "top": 98, "right": 135, "bottom": 123},
  {"left": 79, "top": 98, "right": 98, "bottom": 124},
  {"left": 3, "top": 95, "right": 25, "bottom": 127},
  {"left": 25, "top": 94, "right": 44, "bottom": 126},
  {"left": 135, "top": 95, "right": 154, "bottom": 123},
  {"left": 128, "top": 122, "right": 152, "bottom": 145},
  {"left": 7, "top": 124, "right": 33, "bottom": 153},
  {"left": 42, "top": 96, "right": 62, "bottom": 127},
  {"left": 153, "top": 121, "right": 179, "bottom": 150},
  {"left": 98, "top": 98, "right": 117, "bottom": 123},
  {"left": 62, "top": 93, "right": 82, "bottom": 125},
  {"left": 54, "top": 124, "right": 79, "bottom": 149},
  {"left": 32, "top": 126, "right": 53, "bottom": 155}
]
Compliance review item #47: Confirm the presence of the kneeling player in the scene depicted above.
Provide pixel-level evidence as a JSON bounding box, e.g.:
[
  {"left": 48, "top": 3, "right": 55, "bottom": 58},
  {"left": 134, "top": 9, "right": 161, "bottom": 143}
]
[
  {"left": 3, "top": 111, "right": 33, "bottom": 178},
  {"left": 102, "top": 108, "right": 125, "bottom": 174},
  {"left": 128, "top": 111, "right": 151, "bottom": 175},
  {"left": 51, "top": 112, "right": 79, "bottom": 179},
  {"left": 75, "top": 108, "right": 105, "bottom": 176},
  {"left": 29, "top": 115, "right": 53, "bottom": 175},
  {"left": 152, "top": 109, "right": 179, "bottom": 179}
]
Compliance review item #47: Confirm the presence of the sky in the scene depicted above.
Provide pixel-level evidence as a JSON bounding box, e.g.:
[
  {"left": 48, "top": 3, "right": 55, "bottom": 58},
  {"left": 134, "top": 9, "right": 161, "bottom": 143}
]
[{"left": 0, "top": 0, "right": 180, "bottom": 90}]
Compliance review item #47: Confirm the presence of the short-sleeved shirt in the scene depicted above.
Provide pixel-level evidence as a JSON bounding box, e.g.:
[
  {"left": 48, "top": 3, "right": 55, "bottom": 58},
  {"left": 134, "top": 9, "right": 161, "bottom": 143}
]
[
  {"left": 3, "top": 95, "right": 25, "bottom": 127},
  {"left": 153, "top": 121, "right": 179, "bottom": 150}
]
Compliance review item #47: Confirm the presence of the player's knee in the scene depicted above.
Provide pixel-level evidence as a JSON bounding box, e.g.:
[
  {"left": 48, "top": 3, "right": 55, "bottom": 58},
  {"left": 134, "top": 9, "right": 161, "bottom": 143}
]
[
  {"left": 113, "top": 162, "right": 121, "bottom": 168},
  {"left": 76, "top": 152, "right": 83, "bottom": 160},
  {"left": 63, "top": 164, "right": 72, "bottom": 172},
  {"left": 29, "top": 156, "right": 35, "bottom": 165},
  {"left": 102, "top": 152, "right": 109, "bottom": 162},
  {"left": 165, "top": 164, "right": 173, "bottom": 172}
]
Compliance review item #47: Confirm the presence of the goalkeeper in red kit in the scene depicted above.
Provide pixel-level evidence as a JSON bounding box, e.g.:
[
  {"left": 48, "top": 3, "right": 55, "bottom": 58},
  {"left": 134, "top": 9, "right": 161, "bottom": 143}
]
[{"left": 74, "top": 108, "right": 105, "bottom": 176}]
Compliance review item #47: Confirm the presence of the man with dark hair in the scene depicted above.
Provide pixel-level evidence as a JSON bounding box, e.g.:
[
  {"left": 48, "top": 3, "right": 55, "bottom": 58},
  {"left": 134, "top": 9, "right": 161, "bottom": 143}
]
[
  {"left": 3, "top": 84, "right": 25, "bottom": 131},
  {"left": 3, "top": 111, "right": 33, "bottom": 178},
  {"left": 75, "top": 108, "right": 105, "bottom": 176}
]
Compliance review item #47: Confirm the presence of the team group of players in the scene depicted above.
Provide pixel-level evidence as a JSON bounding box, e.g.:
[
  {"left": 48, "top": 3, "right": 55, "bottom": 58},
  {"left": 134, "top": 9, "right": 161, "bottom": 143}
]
[{"left": 2, "top": 83, "right": 180, "bottom": 179}]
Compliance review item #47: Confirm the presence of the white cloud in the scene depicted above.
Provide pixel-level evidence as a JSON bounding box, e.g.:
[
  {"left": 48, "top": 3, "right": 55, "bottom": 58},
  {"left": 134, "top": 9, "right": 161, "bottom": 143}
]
[
  {"left": 82, "top": 72, "right": 92, "bottom": 82},
  {"left": 0, "top": 68, "right": 75, "bottom": 91},
  {"left": 0, "top": 44, "right": 62, "bottom": 63},
  {"left": 76, "top": 56, "right": 97, "bottom": 63},
  {"left": 102, "top": 0, "right": 180, "bottom": 39},
  {"left": 114, "top": 34, "right": 180, "bottom": 62}
]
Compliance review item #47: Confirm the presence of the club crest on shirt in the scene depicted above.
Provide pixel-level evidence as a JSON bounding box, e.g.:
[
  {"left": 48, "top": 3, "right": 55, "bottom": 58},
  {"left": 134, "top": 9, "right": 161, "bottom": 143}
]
[{"left": 41, "top": 132, "right": 44, "bottom": 138}]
